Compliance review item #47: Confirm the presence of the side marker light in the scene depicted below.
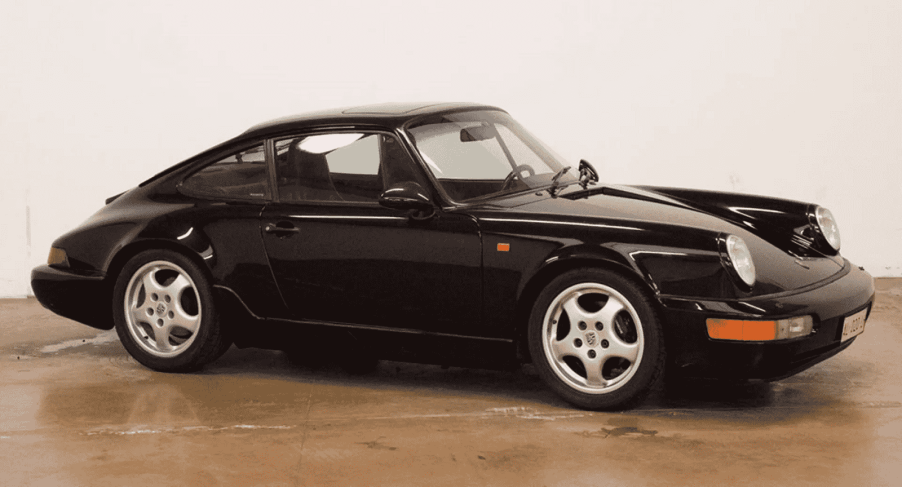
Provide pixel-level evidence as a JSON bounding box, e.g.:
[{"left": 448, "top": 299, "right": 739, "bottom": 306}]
[{"left": 497, "top": 243, "right": 510, "bottom": 252}]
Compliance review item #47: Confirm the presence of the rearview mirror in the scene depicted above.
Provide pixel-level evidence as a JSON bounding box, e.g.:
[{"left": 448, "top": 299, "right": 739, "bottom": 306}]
[
  {"left": 460, "top": 124, "right": 495, "bottom": 142},
  {"left": 378, "top": 182, "right": 433, "bottom": 211}
]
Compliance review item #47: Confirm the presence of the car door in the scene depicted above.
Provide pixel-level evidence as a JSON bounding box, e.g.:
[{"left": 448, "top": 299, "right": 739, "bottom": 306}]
[{"left": 260, "top": 131, "right": 485, "bottom": 337}]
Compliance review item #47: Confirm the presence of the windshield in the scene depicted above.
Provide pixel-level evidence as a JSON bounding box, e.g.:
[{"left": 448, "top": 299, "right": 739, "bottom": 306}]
[{"left": 406, "top": 110, "right": 577, "bottom": 202}]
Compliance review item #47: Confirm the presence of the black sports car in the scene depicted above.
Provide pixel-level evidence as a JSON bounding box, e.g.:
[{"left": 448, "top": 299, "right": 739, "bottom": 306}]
[{"left": 31, "top": 102, "right": 875, "bottom": 409}]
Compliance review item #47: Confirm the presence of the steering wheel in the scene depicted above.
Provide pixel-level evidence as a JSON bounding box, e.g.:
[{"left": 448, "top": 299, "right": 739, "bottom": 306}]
[{"left": 501, "top": 164, "right": 536, "bottom": 191}]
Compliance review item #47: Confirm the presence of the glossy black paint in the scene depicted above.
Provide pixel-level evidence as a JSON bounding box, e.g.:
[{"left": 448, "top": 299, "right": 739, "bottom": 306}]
[
  {"left": 260, "top": 203, "right": 482, "bottom": 336},
  {"left": 31, "top": 102, "right": 875, "bottom": 378},
  {"left": 658, "top": 259, "right": 874, "bottom": 379}
]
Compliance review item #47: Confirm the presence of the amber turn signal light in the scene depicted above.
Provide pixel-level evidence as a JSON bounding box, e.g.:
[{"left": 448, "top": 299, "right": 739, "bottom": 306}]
[
  {"left": 48, "top": 247, "right": 69, "bottom": 267},
  {"left": 706, "top": 316, "right": 813, "bottom": 341}
]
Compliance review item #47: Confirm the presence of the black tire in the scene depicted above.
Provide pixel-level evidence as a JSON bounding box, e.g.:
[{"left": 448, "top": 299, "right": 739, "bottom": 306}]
[
  {"left": 112, "top": 249, "right": 228, "bottom": 372},
  {"left": 527, "top": 268, "right": 665, "bottom": 410}
]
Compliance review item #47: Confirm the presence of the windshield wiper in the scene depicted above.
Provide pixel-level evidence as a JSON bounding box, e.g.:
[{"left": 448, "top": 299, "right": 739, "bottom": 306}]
[{"left": 547, "top": 166, "right": 571, "bottom": 196}]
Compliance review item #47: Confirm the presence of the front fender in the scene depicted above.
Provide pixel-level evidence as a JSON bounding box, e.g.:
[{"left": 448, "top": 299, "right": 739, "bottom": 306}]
[{"left": 477, "top": 212, "right": 729, "bottom": 339}]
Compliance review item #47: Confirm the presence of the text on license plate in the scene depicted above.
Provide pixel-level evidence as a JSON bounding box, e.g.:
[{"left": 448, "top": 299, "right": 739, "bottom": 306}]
[{"left": 841, "top": 308, "right": 868, "bottom": 342}]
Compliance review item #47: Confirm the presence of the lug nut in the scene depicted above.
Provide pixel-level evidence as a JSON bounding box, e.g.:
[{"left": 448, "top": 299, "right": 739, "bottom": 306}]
[
  {"left": 151, "top": 293, "right": 158, "bottom": 301},
  {"left": 146, "top": 308, "right": 154, "bottom": 316},
  {"left": 574, "top": 338, "right": 583, "bottom": 348},
  {"left": 588, "top": 350, "right": 597, "bottom": 359},
  {"left": 164, "top": 295, "right": 171, "bottom": 303},
  {"left": 595, "top": 322, "right": 603, "bottom": 330},
  {"left": 168, "top": 311, "right": 174, "bottom": 319},
  {"left": 578, "top": 321, "right": 587, "bottom": 330},
  {"left": 601, "top": 339, "right": 609, "bottom": 349},
  {"left": 157, "top": 319, "right": 164, "bottom": 326}
]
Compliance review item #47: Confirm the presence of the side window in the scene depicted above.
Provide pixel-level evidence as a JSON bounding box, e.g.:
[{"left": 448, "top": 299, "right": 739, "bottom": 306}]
[
  {"left": 274, "top": 132, "right": 426, "bottom": 203},
  {"left": 325, "top": 134, "right": 379, "bottom": 175},
  {"left": 179, "top": 144, "right": 270, "bottom": 200}
]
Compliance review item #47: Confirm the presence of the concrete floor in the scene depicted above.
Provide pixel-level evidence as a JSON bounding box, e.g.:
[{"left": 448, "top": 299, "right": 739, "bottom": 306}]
[{"left": 2, "top": 280, "right": 901, "bottom": 486}]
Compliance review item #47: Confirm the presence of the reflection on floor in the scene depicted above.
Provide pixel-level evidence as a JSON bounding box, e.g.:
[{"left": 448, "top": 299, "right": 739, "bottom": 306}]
[{"left": 1, "top": 279, "right": 901, "bottom": 486}]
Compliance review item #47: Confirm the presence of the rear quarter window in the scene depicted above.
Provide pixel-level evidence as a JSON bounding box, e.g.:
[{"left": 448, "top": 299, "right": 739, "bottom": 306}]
[{"left": 179, "top": 144, "right": 271, "bottom": 201}]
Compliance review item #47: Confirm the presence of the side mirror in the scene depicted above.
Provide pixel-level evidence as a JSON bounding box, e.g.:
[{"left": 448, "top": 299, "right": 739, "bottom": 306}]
[{"left": 378, "top": 182, "right": 433, "bottom": 211}]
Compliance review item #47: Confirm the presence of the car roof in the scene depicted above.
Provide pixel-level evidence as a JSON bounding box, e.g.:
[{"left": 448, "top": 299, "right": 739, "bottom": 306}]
[{"left": 240, "top": 102, "right": 504, "bottom": 139}]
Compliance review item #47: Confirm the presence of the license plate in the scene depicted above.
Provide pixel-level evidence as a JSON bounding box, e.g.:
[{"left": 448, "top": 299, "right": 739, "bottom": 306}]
[{"left": 841, "top": 308, "right": 868, "bottom": 342}]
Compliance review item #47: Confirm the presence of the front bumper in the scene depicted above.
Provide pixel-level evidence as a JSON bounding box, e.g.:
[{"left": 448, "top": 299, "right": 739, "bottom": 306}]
[
  {"left": 659, "top": 260, "right": 875, "bottom": 381},
  {"left": 31, "top": 264, "right": 114, "bottom": 330}
]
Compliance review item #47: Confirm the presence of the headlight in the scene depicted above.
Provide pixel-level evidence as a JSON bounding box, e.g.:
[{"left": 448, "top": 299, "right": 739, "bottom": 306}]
[
  {"left": 814, "top": 206, "right": 841, "bottom": 251},
  {"left": 724, "top": 235, "right": 756, "bottom": 287}
]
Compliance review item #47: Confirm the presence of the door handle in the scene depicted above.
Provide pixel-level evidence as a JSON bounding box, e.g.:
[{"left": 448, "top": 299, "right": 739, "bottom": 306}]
[{"left": 264, "top": 223, "right": 300, "bottom": 235}]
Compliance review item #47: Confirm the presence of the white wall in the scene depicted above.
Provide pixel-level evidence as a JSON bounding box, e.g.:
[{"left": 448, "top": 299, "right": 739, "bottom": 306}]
[{"left": 1, "top": 0, "right": 899, "bottom": 297}]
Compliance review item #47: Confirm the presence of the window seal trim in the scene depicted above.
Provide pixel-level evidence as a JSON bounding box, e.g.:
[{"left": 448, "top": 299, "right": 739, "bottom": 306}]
[{"left": 264, "top": 138, "right": 279, "bottom": 204}]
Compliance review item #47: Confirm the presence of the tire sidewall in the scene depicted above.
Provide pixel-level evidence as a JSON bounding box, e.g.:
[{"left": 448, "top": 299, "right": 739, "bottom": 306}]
[
  {"left": 113, "top": 249, "right": 217, "bottom": 372},
  {"left": 527, "top": 268, "right": 664, "bottom": 410}
]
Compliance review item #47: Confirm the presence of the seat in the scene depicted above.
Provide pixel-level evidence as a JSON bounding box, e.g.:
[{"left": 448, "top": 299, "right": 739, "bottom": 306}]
[{"left": 280, "top": 141, "right": 342, "bottom": 202}]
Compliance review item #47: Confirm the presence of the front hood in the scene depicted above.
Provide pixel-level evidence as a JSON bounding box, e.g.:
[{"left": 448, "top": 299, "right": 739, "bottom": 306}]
[
  {"left": 480, "top": 183, "right": 844, "bottom": 297},
  {"left": 634, "top": 185, "right": 839, "bottom": 259}
]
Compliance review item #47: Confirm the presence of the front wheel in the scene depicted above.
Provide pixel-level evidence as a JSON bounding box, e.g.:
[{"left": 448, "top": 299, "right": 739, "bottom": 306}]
[
  {"left": 113, "top": 250, "right": 228, "bottom": 372},
  {"left": 527, "top": 269, "right": 664, "bottom": 410}
]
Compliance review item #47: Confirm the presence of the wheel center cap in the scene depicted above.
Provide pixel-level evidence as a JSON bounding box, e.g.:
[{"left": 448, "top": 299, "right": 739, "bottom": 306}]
[
  {"left": 585, "top": 331, "right": 597, "bottom": 347},
  {"left": 156, "top": 303, "right": 167, "bottom": 315}
]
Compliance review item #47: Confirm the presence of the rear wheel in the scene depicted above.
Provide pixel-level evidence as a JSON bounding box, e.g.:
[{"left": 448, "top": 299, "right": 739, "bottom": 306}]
[
  {"left": 527, "top": 268, "right": 664, "bottom": 410},
  {"left": 113, "top": 249, "right": 228, "bottom": 372}
]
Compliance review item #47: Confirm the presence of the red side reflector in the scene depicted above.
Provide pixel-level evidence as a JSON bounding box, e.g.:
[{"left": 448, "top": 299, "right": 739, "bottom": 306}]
[
  {"left": 497, "top": 243, "right": 510, "bottom": 252},
  {"left": 706, "top": 319, "right": 777, "bottom": 341}
]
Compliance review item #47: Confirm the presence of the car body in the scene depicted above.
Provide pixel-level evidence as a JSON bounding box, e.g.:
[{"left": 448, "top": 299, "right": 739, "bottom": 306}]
[{"left": 31, "top": 102, "right": 875, "bottom": 409}]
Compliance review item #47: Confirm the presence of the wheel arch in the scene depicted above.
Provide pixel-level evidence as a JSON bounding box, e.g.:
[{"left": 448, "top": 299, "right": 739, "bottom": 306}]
[{"left": 105, "top": 238, "right": 215, "bottom": 290}]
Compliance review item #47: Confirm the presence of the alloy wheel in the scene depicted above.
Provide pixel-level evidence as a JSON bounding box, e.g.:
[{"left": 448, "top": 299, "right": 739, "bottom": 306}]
[
  {"left": 123, "top": 260, "right": 202, "bottom": 357},
  {"left": 541, "top": 283, "right": 644, "bottom": 394}
]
